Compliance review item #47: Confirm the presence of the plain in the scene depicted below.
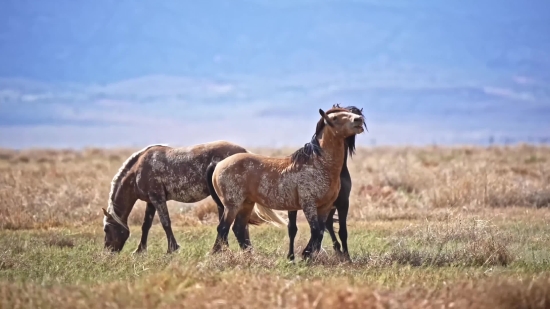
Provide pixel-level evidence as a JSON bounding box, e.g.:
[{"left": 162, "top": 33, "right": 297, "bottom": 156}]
[{"left": 1, "top": 145, "right": 550, "bottom": 308}]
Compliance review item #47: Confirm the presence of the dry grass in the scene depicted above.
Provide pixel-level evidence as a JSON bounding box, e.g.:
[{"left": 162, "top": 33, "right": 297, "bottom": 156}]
[
  {"left": 2, "top": 268, "right": 550, "bottom": 309},
  {"left": 1, "top": 145, "right": 550, "bottom": 308},
  {"left": 2, "top": 144, "right": 549, "bottom": 229}
]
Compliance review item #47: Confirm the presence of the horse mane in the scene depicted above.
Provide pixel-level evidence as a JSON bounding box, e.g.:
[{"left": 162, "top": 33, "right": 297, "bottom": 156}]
[
  {"left": 289, "top": 107, "right": 352, "bottom": 166},
  {"left": 340, "top": 104, "right": 367, "bottom": 158},
  {"left": 104, "top": 144, "right": 168, "bottom": 230}
]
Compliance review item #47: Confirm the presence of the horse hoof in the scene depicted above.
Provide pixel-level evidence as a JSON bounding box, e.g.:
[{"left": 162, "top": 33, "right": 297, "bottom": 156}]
[
  {"left": 345, "top": 255, "right": 352, "bottom": 263},
  {"left": 133, "top": 248, "right": 147, "bottom": 255},
  {"left": 133, "top": 243, "right": 147, "bottom": 254},
  {"left": 211, "top": 245, "right": 223, "bottom": 255},
  {"left": 242, "top": 246, "right": 254, "bottom": 254},
  {"left": 301, "top": 251, "right": 312, "bottom": 261},
  {"left": 167, "top": 244, "right": 180, "bottom": 254},
  {"left": 339, "top": 255, "right": 352, "bottom": 263}
]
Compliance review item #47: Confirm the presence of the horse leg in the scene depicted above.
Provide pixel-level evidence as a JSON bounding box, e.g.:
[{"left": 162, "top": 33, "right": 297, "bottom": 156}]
[
  {"left": 243, "top": 224, "right": 251, "bottom": 247},
  {"left": 287, "top": 211, "right": 298, "bottom": 261},
  {"left": 149, "top": 194, "right": 179, "bottom": 254},
  {"left": 303, "top": 205, "right": 332, "bottom": 260},
  {"left": 301, "top": 203, "right": 323, "bottom": 260},
  {"left": 216, "top": 198, "right": 225, "bottom": 222},
  {"left": 316, "top": 209, "right": 329, "bottom": 253},
  {"left": 239, "top": 213, "right": 252, "bottom": 248},
  {"left": 215, "top": 198, "right": 230, "bottom": 247},
  {"left": 232, "top": 201, "right": 254, "bottom": 250},
  {"left": 338, "top": 199, "right": 351, "bottom": 262},
  {"left": 133, "top": 202, "right": 156, "bottom": 254},
  {"left": 324, "top": 207, "right": 342, "bottom": 254},
  {"left": 212, "top": 204, "right": 239, "bottom": 254}
]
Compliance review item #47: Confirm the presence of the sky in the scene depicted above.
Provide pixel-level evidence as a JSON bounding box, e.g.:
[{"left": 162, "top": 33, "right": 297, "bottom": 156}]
[{"left": 0, "top": 0, "right": 549, "bottom": 149}]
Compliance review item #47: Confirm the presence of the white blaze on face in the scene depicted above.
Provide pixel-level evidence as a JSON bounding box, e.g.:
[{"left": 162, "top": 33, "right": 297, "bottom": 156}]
[
  {"left": 327, "top": 111, "right": 356, "bottom": 122},
  {"left": 103, "top": 202, "right": 114, "bottom": 229},
  {"left": 326, "top": 111, "right": 364, "bottom": 136}
]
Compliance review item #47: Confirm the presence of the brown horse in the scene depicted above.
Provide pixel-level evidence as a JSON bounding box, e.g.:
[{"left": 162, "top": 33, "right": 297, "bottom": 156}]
[
  {"left": 102, "top": 140, "right": 286, "bottom": 253},
  {"left": 207, "top": 107, "right": 365, "bottom": 259},
  {"left": 249, "top": 104, "right": 366, "bottom": 261},
  {"left": 285, "top": 104, "right": 366, "bottom": 261}
]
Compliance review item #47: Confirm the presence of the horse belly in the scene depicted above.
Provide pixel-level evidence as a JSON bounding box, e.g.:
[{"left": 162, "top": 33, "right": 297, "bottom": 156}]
[
  {"left": 165, "top": 176, "right": 209, "bottom": 203},
  {"left": 255, "top": 179, "right": 299, "bottom": 211}
]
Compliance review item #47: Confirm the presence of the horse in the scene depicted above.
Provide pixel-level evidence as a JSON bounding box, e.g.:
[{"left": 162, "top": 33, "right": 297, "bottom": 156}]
[
  {"left": 101, "top": 140, "right": 287, "bottom": 253},
  {"left": 286, "top": 104, "right": 367, "bottom": 261},
  {"left": 246, "top": 104, "right": 367, "bottom": 261},
  {"left": 206, "top": 107, "right": 365, "bottom": 259}
]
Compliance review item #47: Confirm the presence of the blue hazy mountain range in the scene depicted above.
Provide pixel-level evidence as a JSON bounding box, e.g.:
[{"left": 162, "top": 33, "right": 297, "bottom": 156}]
[{"left": 0, "top": 0, "right": 549, "bottom": 148}]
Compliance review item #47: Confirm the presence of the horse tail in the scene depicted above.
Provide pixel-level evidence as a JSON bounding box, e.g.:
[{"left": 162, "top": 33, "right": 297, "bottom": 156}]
[
  {"left": 105, "top": 144, "right": 167, "bottom": 227},
  {"left": 206, "top": 161, "right": 224, "bottom": 218},
  {"left": 251, "top": 204, "right": 288, "bottom": 228}
]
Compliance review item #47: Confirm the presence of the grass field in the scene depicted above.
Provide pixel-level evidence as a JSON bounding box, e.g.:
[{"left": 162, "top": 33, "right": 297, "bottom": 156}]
[{"left": 1, "top": 145, "right": 550, "bottom": 308}]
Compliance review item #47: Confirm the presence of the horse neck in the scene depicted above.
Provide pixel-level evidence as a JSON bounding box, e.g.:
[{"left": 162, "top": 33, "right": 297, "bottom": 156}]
[
  {"left": 340, "top": 147, "right": 350, "bottom": 175},
  {"left": 342, "top": 145, "right": 349, "bottom": 165},
  {"left": 111, "top": 178, "right": 137, "bottom": 224},
  {"left": 318, "top": 128, "right": 346, "bottom": 177}
]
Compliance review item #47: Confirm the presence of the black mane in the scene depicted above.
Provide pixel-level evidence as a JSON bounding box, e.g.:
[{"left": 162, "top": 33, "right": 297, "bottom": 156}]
[
  {"left": 342, "top": 105, "right": 367, "bottom": 158},
  {"left": 288, "top": 133, "right": 323, "bottom": 166}
]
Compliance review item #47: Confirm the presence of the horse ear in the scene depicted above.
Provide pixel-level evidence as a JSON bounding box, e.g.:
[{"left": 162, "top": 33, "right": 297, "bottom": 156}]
[
  {"left": 319, "top": 109, "right": 334, "bottom": 127},
  {"left": 102, "top": 208, "right": 112, "bottom": 219}
]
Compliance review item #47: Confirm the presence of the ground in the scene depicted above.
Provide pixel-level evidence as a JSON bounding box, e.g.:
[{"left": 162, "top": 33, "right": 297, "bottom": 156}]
[{"left": 1, "top": 145, "right": 550, "bottom": 308}]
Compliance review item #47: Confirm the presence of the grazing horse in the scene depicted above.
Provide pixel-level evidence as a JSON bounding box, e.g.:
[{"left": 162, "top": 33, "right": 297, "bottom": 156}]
[
  {"left": 286, "top": 104, "right": 367, "bottom": 261},
  {"left": 101, "top": 140, "right": 286, "bottom": 253},
  {"left": 207, "top": 107, "right": 365, "bottom": 259}
]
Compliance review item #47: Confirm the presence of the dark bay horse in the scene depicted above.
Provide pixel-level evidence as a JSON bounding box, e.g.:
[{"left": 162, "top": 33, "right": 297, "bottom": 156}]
[
  {"left": 102, "top": 140, "right": 286, "bottom": 253},
  {"left": 286, "top": 105, "right": 367, "bottom": 261},
  {"left": 207, "top": 107, "right": 365, "bottom": 259}
]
